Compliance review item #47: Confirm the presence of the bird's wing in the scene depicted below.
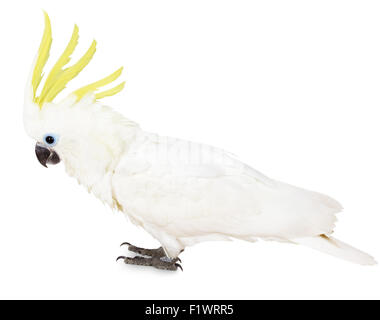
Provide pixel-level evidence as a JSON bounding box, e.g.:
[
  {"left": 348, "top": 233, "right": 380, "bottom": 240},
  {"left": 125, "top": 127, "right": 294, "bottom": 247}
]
[
  {"left": 112, "top": 132, "right": 271, "bottom": 237},
  {"left": 112, "top": 131, "right": 340, "bottom": 255},
  {"left": 115, "top": 131, "right": 275, "bottom": 185}
]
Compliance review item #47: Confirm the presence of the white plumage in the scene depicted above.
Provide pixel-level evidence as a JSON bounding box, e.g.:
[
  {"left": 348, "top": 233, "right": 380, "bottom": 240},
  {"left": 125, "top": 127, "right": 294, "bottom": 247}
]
[
  {"left": 111, "top": 129, "right": 374, "bottom": 264},
  {"left": 24, "top": 13, "right": 376, "bottom": 268}
]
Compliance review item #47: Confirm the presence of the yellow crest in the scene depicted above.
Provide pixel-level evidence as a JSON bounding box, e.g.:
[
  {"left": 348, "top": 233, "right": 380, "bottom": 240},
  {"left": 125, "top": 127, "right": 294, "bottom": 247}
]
[{"left": 31, "top": 12, "right": 125, "bottom": 108}]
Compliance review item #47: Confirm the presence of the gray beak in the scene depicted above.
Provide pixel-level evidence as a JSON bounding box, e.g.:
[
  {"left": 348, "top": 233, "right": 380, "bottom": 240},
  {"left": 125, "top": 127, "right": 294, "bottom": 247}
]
[{"left": 35, "top": 142, "right": 61, "bottom": 168}]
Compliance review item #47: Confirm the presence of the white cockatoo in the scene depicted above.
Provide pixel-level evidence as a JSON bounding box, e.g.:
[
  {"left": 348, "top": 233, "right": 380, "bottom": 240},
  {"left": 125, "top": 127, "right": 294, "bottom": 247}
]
[{"left": 24, "top": 13, "right": 375, "bottom": 271}]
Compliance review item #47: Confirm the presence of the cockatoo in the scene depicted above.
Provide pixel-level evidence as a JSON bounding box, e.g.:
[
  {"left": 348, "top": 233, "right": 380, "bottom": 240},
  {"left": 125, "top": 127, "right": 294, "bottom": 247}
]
[{"left": 24, "top": 13, "right": 376, "bottom": 271}]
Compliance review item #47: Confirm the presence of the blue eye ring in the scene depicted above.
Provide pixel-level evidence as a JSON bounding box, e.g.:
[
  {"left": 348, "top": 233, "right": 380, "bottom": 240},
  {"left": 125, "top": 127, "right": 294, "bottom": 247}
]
[{"left": 43, "top": 133, "right": 59, "bottom": 147}]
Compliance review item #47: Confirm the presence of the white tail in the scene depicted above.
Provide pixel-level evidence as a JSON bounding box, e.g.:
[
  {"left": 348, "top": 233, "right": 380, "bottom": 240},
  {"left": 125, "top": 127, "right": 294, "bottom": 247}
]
[{"left": 293, "top": 235, "right": 376, "bottom": 266}]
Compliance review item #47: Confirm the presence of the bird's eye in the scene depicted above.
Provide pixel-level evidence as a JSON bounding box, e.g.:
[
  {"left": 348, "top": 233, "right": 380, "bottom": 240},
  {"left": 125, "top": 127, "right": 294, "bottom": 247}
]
[{"left": 43, "top": 133, "right": 59, "bottom": 147}]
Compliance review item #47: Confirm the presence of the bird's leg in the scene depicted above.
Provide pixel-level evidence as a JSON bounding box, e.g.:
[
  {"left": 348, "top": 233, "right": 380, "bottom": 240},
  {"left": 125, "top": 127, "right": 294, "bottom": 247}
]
[
  {"left": 117, "top": 255, "right": 182, "bottom": 271},
  {"left": 118, "top": 242, "right": 183, "bottom": 271},
  {"left": 120, "top": 242, "right": 166, "bottom": 258}
]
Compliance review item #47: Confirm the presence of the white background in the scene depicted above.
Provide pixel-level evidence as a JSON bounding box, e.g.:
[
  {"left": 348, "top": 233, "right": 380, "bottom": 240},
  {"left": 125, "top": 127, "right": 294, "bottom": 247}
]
[{"left": 0, "top": 0, "right": 379, "bottom": 299}]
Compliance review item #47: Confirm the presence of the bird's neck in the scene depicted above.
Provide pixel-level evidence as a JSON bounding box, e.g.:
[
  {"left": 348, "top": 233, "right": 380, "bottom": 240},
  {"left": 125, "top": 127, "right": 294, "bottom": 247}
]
[{"left": 63, "top": 117, "right": 141, "bottom": 208}]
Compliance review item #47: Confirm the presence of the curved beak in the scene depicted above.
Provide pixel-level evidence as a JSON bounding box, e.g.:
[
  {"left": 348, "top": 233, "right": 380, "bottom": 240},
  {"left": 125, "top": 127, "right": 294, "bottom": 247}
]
[{"left": 35, "top": 142, "right": 61, "bottom": 168}]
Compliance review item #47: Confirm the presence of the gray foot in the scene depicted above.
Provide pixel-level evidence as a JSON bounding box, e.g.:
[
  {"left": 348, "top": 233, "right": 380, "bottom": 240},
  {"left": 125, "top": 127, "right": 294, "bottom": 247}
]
[
  {"left": 120, "top": 242, "right": 166, "bottom": 258},
  {"left": 118, "top": 242, "right": 183, "bottom": 271},
  {"left": 117, "top": 255, "right": 182, "bottom": 271}
]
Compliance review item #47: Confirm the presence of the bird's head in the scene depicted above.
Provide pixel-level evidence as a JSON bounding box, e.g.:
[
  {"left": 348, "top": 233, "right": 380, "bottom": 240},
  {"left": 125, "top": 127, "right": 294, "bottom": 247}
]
[{"left": 24, "top": 12, "right": 137, "bottom": 182}]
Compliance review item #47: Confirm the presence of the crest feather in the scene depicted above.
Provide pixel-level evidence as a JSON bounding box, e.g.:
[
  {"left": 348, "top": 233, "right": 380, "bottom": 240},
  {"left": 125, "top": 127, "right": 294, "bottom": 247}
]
[
  {"left": 95, "top": 81, "right": 125, "bottom": 99},
  {"left": 30, "top": 12, "right": 124, "bottom": 108},
  {"left": 37, "top": 24, "right": 79, "bottom": 104},
  {"left": 31, "top": 11, "right": 52, "bottom": 100},
  {"left": 95, "top": 82, "right": 126, "bottom": 100},
  {"left": 73, "top": 67, "right": 124, "bottom": 100},
  {"left": 42, "top": 40, "right": 97, "bottom": 105}
]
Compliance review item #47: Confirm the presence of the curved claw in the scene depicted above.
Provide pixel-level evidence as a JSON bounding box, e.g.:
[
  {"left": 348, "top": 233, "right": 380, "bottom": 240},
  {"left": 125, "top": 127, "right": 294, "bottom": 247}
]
[
  {"left": 175, "top": 263, "right": 183, "bottom": 272},
  {"left": 116, "top": 256, "right": 126, "bottom": 262},
  {"left": 120, "top": 242, "right": 131, "bottom": 247},
  {"left": 174, "top": 257, "right": 182, "bottom": 263}
]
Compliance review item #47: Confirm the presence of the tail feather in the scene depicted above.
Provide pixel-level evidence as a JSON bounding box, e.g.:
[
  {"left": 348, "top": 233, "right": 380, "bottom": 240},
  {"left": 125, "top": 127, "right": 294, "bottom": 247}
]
[{"left": 293, "top": 235, "right": 376, "bottom": 266}]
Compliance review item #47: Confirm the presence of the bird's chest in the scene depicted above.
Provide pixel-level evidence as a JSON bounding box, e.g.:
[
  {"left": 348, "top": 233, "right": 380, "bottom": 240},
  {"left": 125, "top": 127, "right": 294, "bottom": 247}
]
[{"left": 67, "top": 165, "right": 118, "bottom": 209}]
